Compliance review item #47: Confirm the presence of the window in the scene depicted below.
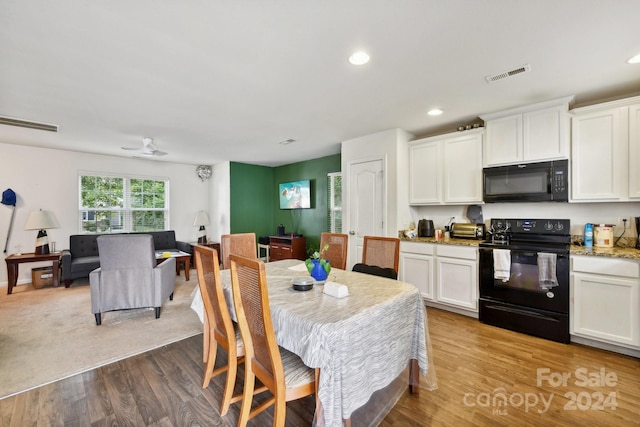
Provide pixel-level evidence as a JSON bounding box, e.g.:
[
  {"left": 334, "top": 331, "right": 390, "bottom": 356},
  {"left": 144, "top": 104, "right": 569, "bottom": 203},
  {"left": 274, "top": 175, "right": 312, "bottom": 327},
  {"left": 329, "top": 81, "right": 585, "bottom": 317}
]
[
  {"left": 327, "top": 172, "right": 342, "bottom": 233},
  {"left": 79, "top": 173, "right": 169, "bottom": 233}
]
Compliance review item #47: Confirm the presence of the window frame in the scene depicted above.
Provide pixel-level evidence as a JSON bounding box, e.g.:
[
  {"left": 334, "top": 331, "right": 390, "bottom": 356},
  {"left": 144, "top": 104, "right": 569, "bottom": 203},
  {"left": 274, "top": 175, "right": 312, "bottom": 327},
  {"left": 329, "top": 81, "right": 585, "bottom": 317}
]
[
  {"left": 327, "top": 172, "right": 342, "bottom": 233},
  {"left": 78, "top": 171, "right": 170, "bottom": 234}
]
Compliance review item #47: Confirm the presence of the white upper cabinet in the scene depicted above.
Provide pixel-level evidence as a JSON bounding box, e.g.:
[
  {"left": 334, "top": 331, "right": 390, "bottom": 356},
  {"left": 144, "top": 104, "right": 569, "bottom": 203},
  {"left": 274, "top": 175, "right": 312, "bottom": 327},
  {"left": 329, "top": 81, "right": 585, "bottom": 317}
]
[
  {"left": 627, "top": 103, "right": 640, "bottom": 198},
  {"left": 408, "top": 128, "right": 483, "bottom": 205},
  {"left": 480, "top": 96, "right": 573, "bottom": 166},
  {"left": 570, "top": 95, "right": 640, "bottom": 202}
]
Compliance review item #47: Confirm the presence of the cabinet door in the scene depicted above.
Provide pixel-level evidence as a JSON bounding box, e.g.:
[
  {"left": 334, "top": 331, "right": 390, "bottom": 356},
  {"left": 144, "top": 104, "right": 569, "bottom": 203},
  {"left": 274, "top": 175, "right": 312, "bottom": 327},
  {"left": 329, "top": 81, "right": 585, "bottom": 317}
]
[
  {"left": 484, "top": 114, "right": 522, "bottom": 166},
  {"left": 571, "top": 107, "right": 627, "bottom": 201},
  {"left": 628, "top": 104, "right": 640, "bottom": 198},
  {"left": 400, "top": 252, "right": 434, "bottom": 300},
  {"left": 572, "top": 272, "right": 640, "bottom": 347},
  {"left": 436, "top": 257, "right": 478, "bottom": 311},
  {"left": 409, "top": 141, "right": 441, "bottom": 204},
  {"left": 443, "top": 133, "right": 483, "bottom": 203},
  {"left": 523, "top": 105, "right": 568, "bottom": 161}
]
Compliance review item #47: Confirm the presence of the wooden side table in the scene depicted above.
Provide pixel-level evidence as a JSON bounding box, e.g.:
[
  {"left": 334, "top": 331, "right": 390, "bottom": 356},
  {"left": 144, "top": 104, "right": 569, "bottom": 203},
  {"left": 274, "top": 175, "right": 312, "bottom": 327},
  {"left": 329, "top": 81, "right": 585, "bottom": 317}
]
[
  {"left": 5, "top": 252, "right": 61, "bottom": 294},
  {"left": 190, "top": 241, "right": 221, "bottom": 262}
]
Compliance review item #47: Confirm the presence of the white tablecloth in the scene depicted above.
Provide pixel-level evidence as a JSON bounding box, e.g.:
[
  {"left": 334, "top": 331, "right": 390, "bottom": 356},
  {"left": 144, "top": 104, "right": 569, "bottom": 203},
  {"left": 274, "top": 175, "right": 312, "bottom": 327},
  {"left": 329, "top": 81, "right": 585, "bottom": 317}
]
[{"left": 191, "top": 259, "right": 437, "bottom": 426}]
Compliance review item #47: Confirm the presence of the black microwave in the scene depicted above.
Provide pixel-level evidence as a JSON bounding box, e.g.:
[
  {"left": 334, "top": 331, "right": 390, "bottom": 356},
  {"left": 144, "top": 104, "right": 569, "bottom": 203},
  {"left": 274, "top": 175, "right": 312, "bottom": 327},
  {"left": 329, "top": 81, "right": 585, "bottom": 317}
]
[{"left": 483, "top": 159, "right": 569, "bottom": 203}]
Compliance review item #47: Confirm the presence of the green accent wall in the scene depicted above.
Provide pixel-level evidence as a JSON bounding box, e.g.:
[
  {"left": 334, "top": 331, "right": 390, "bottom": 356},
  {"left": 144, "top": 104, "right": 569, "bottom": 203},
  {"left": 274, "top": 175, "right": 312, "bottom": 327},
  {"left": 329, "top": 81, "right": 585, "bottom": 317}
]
[
  {"left": 229, "top": 162, "right": 274, "bottom": 238},
  {"left": 229, "top": 153, "right": 341, "bottom": 254}
]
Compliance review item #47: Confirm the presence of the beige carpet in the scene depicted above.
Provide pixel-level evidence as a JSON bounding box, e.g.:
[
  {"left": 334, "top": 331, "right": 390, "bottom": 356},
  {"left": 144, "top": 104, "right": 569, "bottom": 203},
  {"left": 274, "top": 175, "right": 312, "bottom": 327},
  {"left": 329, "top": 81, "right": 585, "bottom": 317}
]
[{"left": 0, "top": 272, "right": 202, "bottom": 399}]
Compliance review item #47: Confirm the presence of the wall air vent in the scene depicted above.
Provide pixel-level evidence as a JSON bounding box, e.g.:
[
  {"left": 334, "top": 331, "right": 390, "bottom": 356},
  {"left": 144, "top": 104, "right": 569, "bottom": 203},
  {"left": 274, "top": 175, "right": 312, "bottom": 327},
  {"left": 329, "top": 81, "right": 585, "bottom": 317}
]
[
  {"left": 0, "top": 116, "right": 58, "bottom": 132},
  {"left": 485, "top": 64, "right": 531, "bottom": 84}
]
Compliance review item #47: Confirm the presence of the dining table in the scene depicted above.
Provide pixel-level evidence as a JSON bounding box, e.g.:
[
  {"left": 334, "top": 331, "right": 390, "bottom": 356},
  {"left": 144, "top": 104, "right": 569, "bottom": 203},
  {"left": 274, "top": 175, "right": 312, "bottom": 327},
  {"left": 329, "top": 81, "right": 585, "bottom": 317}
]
[{"left": 191, "top": 259, "right": 437, "bottom": 427}]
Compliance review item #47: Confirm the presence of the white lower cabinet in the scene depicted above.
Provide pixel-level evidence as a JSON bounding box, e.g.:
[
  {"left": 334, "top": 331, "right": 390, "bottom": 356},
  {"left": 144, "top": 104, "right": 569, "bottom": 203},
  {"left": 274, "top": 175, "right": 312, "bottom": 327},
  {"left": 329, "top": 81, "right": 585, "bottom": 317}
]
[
  {"left": 435, "top": 245, "right": 478, "bottom": 311},
  {"left": 400, "top": 242, "right": 478, "bottom": 315},
  {"left": 400, "top": 242, "right": 435, "bottom": 300},
  {"left": 571, "top": 256, "right": 640, "bottom": 349}
]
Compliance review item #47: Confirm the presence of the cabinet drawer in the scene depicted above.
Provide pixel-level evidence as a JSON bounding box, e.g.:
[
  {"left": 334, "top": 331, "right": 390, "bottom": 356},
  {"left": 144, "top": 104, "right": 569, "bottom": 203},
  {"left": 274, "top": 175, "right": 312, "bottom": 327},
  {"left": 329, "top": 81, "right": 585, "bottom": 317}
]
[
  {"left": 572, "top": 256, "right": 640, "bottom": 278},
  {"left": 400, "top": 241, "right": 435, "bottom": 255},
  {"left": 436, "top": 245, "right": 477, "bottom": 260}
]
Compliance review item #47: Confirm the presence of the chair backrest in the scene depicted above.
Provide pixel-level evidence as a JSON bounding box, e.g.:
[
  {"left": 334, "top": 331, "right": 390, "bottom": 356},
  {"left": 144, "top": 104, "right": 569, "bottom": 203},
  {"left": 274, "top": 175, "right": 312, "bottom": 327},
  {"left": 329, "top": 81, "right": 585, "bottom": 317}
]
[
  {"left": 229, "top": 254, "right": 283, "bottom": 390},
  {"left": 221, "top": 233, "right": 257, "bottom": 270},
  {"left": 194, "top": 245, "right": 236, "bottom": 350},
  {"left": 352, "top": 263, "right": 398, "bottom": 280},
  {"left": 362, "top": 236, "right": 400, "bottom": 273},
  {"left": 320, "top": 232, "right": 348, "bottom": 270},
  {"left": 96, "top": 234, "right": 156, "bottom": 270}
]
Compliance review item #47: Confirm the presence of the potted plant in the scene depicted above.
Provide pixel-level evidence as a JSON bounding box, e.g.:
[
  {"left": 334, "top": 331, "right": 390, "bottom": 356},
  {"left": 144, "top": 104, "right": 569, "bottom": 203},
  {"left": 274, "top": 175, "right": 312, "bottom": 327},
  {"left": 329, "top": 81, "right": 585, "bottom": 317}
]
[{"left": 305, "top": 243, "right": 331, "bottom": 281}]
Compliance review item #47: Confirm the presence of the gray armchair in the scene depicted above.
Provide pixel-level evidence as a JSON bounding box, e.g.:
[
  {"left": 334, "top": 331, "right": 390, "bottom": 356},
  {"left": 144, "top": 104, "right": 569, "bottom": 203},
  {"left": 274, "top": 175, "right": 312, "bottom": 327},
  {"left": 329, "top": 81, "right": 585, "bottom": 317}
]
[{"left": 89, "top": 234, "right": 176, "bottom": 325}]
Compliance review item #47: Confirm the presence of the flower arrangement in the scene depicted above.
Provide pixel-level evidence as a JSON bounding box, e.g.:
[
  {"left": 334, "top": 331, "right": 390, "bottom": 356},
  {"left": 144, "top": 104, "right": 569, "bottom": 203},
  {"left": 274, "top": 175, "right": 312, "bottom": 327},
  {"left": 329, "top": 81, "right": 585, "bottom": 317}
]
[{"left": 305, "top": 243, "right": 331, "bottom": 280}]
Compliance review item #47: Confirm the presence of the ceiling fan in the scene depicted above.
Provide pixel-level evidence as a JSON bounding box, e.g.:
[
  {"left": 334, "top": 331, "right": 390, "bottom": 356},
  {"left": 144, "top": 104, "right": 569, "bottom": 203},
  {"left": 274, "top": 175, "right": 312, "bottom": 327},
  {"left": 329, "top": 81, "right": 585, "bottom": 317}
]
[{"left": 121, "top": 137, "right": 167, "bottom": 157}]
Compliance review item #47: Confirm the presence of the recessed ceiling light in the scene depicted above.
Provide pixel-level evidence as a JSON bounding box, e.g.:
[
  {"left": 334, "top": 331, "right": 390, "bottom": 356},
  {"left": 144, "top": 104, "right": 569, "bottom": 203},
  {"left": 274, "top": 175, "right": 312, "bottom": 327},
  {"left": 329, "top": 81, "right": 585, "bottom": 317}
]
[
  {"left": 427, "top": 109, "right": 443, "bottom": 116},
  {"left": 627, "top": 53, "right": 640, "bottom": 64},
  {"left": 349, "top": 51, "right": 370, "bottom": 65}
]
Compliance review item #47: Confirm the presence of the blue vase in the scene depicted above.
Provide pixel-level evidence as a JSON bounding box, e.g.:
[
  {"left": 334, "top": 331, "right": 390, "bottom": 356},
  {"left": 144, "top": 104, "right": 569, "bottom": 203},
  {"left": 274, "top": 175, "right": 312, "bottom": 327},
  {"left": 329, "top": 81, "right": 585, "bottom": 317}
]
[{"left": 310, "top": 259, "right": 329, "bottom": 282}]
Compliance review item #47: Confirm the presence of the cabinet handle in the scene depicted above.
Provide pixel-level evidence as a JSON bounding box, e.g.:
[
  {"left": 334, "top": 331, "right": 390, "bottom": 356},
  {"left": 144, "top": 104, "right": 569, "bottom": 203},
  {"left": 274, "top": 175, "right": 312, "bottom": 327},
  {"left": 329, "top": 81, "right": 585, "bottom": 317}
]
[{"left": 349, "top": 231, "right": 355, "bottom": 235}]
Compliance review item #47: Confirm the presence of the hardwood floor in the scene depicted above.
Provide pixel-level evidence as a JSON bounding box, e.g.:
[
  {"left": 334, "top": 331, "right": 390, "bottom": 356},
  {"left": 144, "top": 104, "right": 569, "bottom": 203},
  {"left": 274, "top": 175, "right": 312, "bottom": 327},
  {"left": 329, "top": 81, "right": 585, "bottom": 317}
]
[{"left": 1, "top": 307, "right": 638, "bottom": 426}]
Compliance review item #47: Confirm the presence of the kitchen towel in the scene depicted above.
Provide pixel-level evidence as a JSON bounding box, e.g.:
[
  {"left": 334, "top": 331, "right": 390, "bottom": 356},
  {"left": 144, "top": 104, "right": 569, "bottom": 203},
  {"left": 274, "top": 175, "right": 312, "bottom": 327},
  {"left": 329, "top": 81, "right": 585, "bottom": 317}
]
[
  {"left": 493, "top": 249, "right": 511, "bottom": 282},
  {"left": 323, "top": 281, "right": 349, "bottom": 298},
  {"left": 537, "top": 252, "right": 558, "bottom": 289}
]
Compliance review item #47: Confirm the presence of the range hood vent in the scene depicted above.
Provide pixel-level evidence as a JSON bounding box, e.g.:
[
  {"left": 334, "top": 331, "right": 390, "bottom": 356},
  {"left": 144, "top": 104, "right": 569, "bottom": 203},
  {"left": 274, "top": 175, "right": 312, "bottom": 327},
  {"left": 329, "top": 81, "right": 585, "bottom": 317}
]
[
  {"left": 0, "top": 116, "right": 59, "bottom": 132},
  {"left": 485, "top": 64, "right": 531, "bottom": 84}
]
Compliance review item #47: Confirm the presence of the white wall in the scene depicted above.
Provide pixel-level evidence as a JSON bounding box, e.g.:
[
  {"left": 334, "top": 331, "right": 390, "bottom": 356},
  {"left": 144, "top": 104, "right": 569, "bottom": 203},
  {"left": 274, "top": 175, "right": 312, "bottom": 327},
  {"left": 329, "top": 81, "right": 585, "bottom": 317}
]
[
  {"left": 209, "top": 161, "right": 231, "bottom": 242},
  {"left": 0, "top": 142, "right": 218, "bottom": 286}
]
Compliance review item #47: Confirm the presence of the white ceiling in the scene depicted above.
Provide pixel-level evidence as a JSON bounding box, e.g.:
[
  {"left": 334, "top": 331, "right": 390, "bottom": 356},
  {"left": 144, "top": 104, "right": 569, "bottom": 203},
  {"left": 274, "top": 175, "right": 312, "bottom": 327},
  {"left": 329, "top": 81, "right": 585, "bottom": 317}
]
[{"left": 1, "top": 1, "right": 639, "bottom": 167}]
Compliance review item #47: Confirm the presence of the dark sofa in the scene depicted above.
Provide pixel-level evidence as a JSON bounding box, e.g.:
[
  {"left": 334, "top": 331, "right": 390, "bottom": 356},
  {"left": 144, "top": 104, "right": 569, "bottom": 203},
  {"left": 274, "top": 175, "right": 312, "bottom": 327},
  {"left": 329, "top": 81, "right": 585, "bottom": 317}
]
[{"left": 61, "top": 231, "right": 191, "bottom": 287}]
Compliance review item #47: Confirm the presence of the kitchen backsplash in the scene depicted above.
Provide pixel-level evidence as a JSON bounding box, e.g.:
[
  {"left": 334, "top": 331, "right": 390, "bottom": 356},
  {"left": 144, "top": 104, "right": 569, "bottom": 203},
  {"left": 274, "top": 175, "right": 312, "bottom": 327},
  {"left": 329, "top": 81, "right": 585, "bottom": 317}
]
[{"left": 407, "top": 201, "right": 640, "bottom": 246}]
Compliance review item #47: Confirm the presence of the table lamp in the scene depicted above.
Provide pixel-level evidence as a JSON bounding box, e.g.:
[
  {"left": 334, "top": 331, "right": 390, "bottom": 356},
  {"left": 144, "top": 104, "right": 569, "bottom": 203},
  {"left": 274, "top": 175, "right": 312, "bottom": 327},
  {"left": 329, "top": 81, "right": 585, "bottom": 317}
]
[
  {"left": 25, "top": 209, "right": 60, "bottom": 255},
  {"left": 193, "top": 211, "right": 210, "bottom": 244}
]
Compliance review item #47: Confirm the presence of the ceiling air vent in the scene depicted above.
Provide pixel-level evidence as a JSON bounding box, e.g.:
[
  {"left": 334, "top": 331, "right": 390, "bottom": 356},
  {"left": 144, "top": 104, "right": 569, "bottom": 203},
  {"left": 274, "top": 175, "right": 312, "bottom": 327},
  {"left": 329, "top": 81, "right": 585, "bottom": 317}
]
[
  {"left": 485, "top": 64, "right": 531, "bottom": 84},
  {"left": 0, "top": 116, "right": 58, "bottom": 132}
]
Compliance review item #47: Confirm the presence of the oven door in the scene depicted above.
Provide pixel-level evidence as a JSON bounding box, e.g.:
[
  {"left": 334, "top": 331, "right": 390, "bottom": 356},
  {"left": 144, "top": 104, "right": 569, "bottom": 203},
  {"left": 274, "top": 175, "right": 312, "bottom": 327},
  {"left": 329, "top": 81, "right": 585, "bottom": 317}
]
[{"left": 479, "top": 247, "right": 569, "bottom": 314}]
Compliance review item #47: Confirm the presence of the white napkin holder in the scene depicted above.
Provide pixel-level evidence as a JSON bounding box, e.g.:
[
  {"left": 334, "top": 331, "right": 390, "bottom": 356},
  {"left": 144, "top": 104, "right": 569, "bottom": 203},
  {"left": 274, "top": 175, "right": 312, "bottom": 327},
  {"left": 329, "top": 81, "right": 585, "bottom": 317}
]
[{"left": 323, "top": 281, "right": 349, "bottom": 298}]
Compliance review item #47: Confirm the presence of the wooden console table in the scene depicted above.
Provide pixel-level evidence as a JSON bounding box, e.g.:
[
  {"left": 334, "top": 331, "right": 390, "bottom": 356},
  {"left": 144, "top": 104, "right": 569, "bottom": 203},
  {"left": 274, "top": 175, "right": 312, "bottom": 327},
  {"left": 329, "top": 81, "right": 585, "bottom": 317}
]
[
  {"left": 269, "top": 235, "right": 306, "bottom": 261},
  {"left": 5, "top": 252, "right": 61, "bottom": 294}
]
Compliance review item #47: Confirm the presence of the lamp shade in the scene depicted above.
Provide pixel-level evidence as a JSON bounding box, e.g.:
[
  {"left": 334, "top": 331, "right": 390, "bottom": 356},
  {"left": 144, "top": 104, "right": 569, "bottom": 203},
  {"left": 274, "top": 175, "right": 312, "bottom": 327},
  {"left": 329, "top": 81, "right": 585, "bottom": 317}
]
[
  {"left": 25, "top": 209, "right": 59, "bottom": 230},
  {"left": 193, "top": 211, "right": 210, "bottom": 227}
]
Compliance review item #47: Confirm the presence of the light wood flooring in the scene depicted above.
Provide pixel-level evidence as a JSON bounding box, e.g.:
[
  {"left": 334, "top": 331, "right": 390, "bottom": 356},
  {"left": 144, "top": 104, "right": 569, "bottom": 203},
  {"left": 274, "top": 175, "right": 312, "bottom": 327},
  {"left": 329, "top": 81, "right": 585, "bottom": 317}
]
[{"left": 1, "top": 307, "right": 638, "bottom": 426}]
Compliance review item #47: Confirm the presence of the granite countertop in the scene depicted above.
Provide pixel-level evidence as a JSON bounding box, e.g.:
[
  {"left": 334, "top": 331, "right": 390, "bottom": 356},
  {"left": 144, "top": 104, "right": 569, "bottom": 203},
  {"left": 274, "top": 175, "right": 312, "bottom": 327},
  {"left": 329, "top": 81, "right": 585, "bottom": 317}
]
[
  {"left": 570, "top": 245, "right": 640, "bottom": 260},
  {"left": 400, "top": 235, "right": 640, "bottom": 260},
  {"left": 400, "top": 236, "right": 481, "bottom": 247}
]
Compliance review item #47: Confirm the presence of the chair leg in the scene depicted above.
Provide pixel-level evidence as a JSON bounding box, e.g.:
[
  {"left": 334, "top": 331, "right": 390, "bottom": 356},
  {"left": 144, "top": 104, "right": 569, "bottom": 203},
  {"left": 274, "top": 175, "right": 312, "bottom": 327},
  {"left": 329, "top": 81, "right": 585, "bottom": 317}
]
[
  {"left": 169, "top": 292, "right": 174, "bottom": 301},
  {"left": 95, "top": 313, "right": 102, "bottom": 325},
  {"left": 273, "top": 386, "right": 287, "bottom": 427},
  {"left": 202, "top": 337, "right": 218, "bottom": 389},
  {"left": 219, "top": 350, "right": 237, "bottom": 416},
  {"left": 203, "top": 315, "right": 210, "bottom": 363},
  {"left": 155, "top": 307, "right": 161, "bottom": 318},
  {"left": 237, "top": 368, "right": 255, "bottom": 427}
]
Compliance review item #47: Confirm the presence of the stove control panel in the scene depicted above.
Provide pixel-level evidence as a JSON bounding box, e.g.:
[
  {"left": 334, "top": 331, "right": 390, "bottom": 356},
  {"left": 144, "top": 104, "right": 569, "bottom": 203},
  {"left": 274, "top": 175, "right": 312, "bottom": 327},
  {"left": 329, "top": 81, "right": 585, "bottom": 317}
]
[{"left": 489, "top": 218, "right": 570, "bottom": 235}]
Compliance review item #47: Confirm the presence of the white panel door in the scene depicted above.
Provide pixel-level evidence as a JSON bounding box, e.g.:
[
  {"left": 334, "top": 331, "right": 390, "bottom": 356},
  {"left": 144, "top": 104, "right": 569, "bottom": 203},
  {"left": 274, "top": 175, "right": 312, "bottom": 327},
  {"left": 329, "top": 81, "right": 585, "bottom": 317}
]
[{"left": 348, "top": 159, "right": 384, "bottom": 269}]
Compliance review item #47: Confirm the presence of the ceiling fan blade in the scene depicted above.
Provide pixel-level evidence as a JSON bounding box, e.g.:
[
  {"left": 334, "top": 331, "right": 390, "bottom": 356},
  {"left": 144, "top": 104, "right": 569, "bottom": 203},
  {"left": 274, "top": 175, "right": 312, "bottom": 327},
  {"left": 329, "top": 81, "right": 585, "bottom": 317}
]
[{"left": 121, "top": 146, "right": 140, "bottom": 151}]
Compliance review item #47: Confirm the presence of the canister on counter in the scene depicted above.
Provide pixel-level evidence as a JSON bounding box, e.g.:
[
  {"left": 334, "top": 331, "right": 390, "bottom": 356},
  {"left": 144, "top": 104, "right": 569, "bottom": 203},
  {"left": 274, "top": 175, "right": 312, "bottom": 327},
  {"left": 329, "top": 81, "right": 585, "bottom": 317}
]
[{"left": 435, "top": 229, "right": 443, "bottom": 240}]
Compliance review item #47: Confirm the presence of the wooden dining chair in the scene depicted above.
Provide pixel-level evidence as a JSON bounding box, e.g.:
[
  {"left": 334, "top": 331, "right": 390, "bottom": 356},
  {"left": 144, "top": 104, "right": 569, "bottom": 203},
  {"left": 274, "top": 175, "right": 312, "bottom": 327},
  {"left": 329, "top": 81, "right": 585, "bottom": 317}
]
[
  {"left": 362, "top": 235, "right": 400, "bottom": 274},
  {"left": 220, "top": 233, "right": 257, "bottom": 270},
  {"left": 320, "top": 232, "right": 348, "bottom": 270},
  {"left": 229, "top": 254, "right": 317, "bottom": 427},
  {"left": 193, "top": 245, "right": 245, "bottom": 415}
]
